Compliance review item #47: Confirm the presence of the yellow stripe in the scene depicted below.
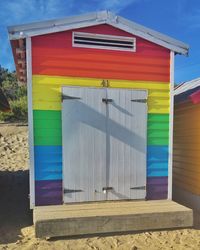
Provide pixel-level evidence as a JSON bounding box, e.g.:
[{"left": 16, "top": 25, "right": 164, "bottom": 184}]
[{"left": 32, "top": 75, "right": 170, "bottom": 113}]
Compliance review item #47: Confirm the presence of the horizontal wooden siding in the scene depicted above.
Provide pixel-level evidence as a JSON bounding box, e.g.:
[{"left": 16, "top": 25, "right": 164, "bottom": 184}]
[
  {"left": 174, "top": 100, "right": 200, "bottom": 195},
  {"left": 32, "top": 76, "right": 170, "bottom": 205}
]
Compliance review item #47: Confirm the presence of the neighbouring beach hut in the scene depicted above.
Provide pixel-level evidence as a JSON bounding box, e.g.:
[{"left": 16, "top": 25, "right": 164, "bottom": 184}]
[
  {"left": 174, "top": 78, "right": 200, "bottom": 210},
  {"left": 8, "top": 11, "right": 189, "bottom": 209}
]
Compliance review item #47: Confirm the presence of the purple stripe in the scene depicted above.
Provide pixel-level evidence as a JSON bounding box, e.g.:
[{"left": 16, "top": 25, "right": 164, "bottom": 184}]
[
  {"left": 146, "top": 177, "right": 168, "bottom": 200},
  {"left": 35, "top": 180, "right": 62, "bottom": 206}
]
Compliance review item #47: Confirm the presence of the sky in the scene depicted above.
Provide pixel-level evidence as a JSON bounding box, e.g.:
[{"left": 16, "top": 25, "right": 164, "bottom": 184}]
[{"left": 0, "top": 0, "right": 200, "bottom": 83}]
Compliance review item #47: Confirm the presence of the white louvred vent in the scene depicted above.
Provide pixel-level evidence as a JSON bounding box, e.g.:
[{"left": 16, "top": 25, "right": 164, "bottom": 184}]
[{"left": 73, "top": 32, "right": 136, "bottom": 52}]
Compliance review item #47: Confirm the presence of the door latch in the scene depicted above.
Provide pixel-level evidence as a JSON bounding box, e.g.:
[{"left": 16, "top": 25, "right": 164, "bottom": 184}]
[
  {"left": 102, "top": 98, "right": 113, "bottom": 104},
  {"left": 102, "top": 187, "right": 113, "bottom": 193},
  {"left": 130, "top": 186, "right": 146, "bottom": 190},
  {"left": 131, "top": 99, "right": 147, "bottom": 103},
  {"left": 64, "top": 188, "right": 83, "bottom": 193}
]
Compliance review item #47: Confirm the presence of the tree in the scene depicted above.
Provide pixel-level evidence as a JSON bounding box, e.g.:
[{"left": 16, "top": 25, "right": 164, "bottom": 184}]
[{"left": 0, "top": 65, "right": 27, "bottom": 121}]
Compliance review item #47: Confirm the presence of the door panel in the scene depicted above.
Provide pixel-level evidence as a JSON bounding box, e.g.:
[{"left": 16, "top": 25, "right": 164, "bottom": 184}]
[
  {"left": 62, "top": 87, "right": 147, "bottom": 203},
  {"left": 106, "top": 89, "right": 147, "bottom": 200},
  {"left": 62, "top": 87, "right": 107, "bottom": 202}
]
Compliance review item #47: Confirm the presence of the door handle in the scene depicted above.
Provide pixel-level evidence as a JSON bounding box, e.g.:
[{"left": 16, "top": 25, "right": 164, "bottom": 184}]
[
  {"left": 64, "top": 188, "right": 83, "bottom": 193},
  {"left": 102, "top": 98, "right": 113, "bottom": 104},
  {"left": 102, "top": 187, "right": 113, "bottom": 191},
  {"left": 130, "top": 186, "right": 146, "bottom": 190},
  {"left": 131, "top": 99, "right": 147, "bottom": 103}
]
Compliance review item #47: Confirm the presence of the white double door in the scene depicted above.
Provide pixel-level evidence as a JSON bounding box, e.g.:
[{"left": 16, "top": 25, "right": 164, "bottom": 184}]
[{"left": 62, "top": 86, "right": 147, "bottom": 203}]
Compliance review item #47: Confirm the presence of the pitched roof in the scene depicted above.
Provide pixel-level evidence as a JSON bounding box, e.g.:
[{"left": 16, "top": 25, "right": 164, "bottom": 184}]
[
  {"left": 7, "top": 10, "right": 189, "bottom": 83},
  {"left": 174, "top": 77, "right": 200, "bottom": 96},
  {"left": 174, "top": 78, "right": 200, "bottom": 104},
  {"left": 8, "top": 10, "right": 189, "bottom": 55}
]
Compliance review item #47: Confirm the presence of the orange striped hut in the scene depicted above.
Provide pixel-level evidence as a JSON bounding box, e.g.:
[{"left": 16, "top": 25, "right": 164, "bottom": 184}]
[
  {"left": 8, "top": 11, "right": 188, "bottom": 208},
  {"left": 174, "top": 78, "right": 200, "bottom": 210}
]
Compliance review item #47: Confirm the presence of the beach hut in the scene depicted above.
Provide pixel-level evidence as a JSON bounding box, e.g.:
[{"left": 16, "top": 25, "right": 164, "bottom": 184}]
[
  {"left": 8, "top": 11, "right": 189, "bottom": 209},
  {"left": 174, "top": 78, "right": 200, "bottom": 210}
]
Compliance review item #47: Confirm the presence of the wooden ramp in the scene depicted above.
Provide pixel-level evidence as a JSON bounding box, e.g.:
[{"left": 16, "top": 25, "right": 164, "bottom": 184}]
[{"left": 33, "top": 200, "right": 193, "bottom": 238}]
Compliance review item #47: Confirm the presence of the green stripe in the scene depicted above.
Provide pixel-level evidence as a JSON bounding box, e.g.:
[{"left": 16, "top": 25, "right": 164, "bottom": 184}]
[
  {"left": 148, "top": 114, "right": 169, "bottom": 123},
  {"left": 33, "top": 110, "right": 62, "bottom": 145},
  {"left": 33, "top": 111, "right": 170, "bottom": 146},
  {"left": 147, "top": 114, "right": 169, "bottom": 146}
]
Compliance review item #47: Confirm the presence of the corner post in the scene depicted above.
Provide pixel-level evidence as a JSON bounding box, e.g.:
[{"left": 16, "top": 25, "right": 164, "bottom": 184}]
[
  {"left": 168, "top": 51, "right": 174, "bottom": 200},
  {"left": 26, "top": 37, "right": 35, "bottom": 208}
]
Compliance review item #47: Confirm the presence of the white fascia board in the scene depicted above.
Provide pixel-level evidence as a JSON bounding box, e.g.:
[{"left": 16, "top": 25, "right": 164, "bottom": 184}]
[
  {"left": 108, "top": 18, "right": 188, "bottom": 55},
  {"left": 8, "top": 11, "right": 98, "bottom": 33},
  {"left": 8, "top": 11, "right": 107, "bottom": 40},
  {"left": 8, "top": 19, "right": 107, "bottom": 40},
  {"left": 116, "top": 15, "right": 189, "bottom": 53}
]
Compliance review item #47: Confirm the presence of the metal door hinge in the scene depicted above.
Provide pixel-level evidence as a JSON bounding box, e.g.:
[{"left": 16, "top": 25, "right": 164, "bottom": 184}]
[
  {"left": 64, "top": 188, "right": 83, "bottom": 193},
  {"left": 130, "top": 186, "right": 146, "bottom": 190},
  {"left": 62, "top": 94, "right": 81, "bottom": 101},
  {"left": 102, "top": 98, "right": 113, "bottom": 104},
  {"left": 131, "top": 99, "right": 147, "bottom": 103}
]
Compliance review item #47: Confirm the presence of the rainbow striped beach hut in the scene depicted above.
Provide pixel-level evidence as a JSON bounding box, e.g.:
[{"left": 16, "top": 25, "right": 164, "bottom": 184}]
[{"left": 8, "top": 11, "right": 189, "bottom": 208}]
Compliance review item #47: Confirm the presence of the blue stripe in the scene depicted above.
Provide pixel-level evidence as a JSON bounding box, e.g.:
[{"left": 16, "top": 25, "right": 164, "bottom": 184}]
[
  {"left": 34, "top": 145, "right": 168, "bottom": 179},
  {"left": 147, "top": 145, "right": 168, "bottom": 177},
  {"left": 34, "top": 146, "right": 62, "bottom": 181}
]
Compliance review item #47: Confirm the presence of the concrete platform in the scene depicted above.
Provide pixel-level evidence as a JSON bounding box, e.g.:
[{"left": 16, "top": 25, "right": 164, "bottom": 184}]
[{"left": 33, "top": 200, "right": 193, "bottom": 238}]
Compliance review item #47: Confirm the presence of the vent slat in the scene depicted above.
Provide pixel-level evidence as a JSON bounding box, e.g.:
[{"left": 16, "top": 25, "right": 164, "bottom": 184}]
[
  {"left": 75, "top": 41, "right": 134, "bottom": 49},
  {"left": 74, "top": 36, "right": 134, "bottom": 45},
  {"left": 73, "top": 32, "right": 136, "bottom": 52}
]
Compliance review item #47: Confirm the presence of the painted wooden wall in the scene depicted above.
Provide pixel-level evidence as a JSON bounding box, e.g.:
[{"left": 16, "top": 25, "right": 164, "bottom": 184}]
[
  {"left": 31, "top": 24, "right": 170, "bottom": 205},
  {"left": 174, "top": 93, "right": 200, "bottom": 196}
]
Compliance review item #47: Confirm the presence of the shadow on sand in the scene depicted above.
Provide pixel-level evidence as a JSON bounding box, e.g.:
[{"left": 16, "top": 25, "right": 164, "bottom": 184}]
[{"left": 0, "top": 170, "right": 32, "bottom": 244}]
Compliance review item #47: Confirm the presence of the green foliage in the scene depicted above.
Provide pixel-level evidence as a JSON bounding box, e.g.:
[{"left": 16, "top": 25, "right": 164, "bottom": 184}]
[
  {"left": 0, "top": 65, "right": 27, "bottom": 122},
  {"left": 0, "top": 96, "right": 28, "bottom": 122}
]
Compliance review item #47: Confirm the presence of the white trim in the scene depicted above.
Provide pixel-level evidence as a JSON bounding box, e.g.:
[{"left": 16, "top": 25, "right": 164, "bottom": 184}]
[
  {"left": 107, "top": 21, "right": 188, "bottom": 55},
  {"left": 72, "top": 32, "right": 136, "bottom": 52},
  {"left": 26, "top": 37, "right": 35, "bottom": 208},
  {"left": 168, "top": 51, "right": 174, "bottom": 200},
  {"left": 9, "top": 20, "right": 107, "bottom": 40},
  {"left": 8, "top": 10, "right": 189, "bottom": 55}
]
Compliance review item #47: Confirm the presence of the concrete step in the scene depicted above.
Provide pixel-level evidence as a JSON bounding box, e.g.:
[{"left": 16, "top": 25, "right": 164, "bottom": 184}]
[{"left": 34, "top": 200, "right": 193, "bottom": 238}]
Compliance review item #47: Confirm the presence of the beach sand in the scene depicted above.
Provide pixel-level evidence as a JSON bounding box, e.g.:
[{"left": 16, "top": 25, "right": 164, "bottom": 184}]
[{"left": 0, "top": 124, "right": 200, "bottom": 250}]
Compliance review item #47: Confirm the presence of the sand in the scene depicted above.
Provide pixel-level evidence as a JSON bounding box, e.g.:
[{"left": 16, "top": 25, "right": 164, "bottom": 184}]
[{"left": 0, "top": 124, "right": 200, "bottom": 250}]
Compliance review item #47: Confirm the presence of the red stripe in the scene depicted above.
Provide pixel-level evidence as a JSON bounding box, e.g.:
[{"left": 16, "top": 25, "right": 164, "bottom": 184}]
[{"left": 32, "top": 24, "right": 170, "bottom": 82}]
